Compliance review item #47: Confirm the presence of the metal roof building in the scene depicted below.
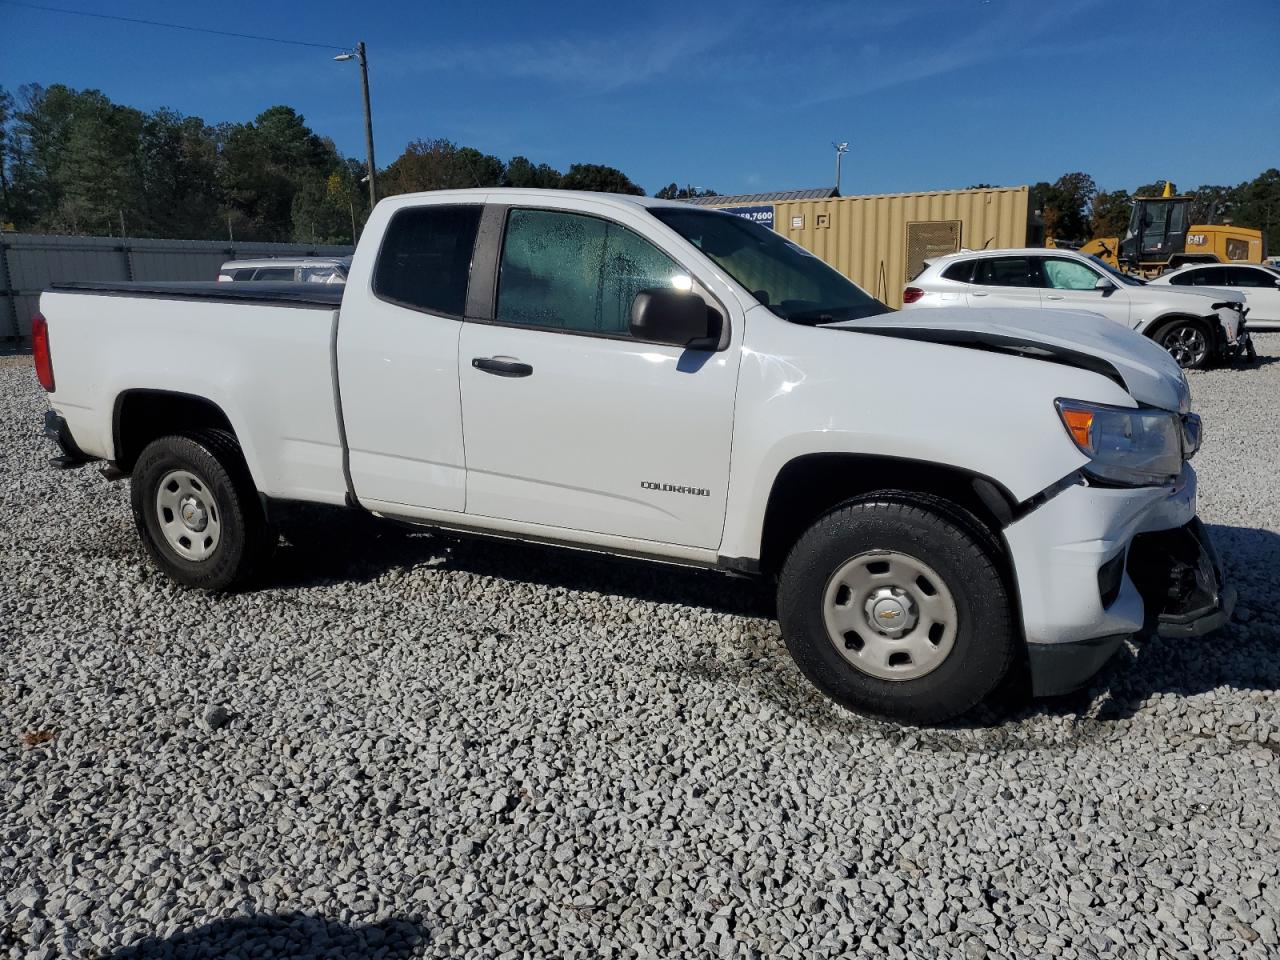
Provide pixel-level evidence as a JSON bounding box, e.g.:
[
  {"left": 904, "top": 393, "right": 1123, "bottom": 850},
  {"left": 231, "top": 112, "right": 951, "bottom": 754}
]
[{"left": 684, "top": 187, "right": 839, "bottom": 206}]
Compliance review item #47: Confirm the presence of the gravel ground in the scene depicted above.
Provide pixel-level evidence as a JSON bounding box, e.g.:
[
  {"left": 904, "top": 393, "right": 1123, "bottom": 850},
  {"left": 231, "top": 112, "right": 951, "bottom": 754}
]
[{"left": 3, "top": 339, "right": 1279, "bottom": 960}]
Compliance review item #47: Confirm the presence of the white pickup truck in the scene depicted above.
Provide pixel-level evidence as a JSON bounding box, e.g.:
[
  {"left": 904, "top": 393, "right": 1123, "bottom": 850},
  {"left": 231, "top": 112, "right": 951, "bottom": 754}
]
[{"left": 34, "top": 189, "right": 1234, "bottom": 723}]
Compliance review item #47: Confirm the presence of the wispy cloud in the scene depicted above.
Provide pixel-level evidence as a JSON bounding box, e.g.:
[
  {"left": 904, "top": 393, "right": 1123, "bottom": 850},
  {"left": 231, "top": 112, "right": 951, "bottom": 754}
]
[
  {"left": 790, "top": 0, "right": 1109, "bottom": 106},
  {"left": 374, "top": 13, "right": 747, "bottom": 94}
]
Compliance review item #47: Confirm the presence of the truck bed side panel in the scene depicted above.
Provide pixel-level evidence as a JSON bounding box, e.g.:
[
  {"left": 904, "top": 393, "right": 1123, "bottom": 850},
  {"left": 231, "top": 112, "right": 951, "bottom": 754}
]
[{"left": 41, "top": 290, "right": 346, "bottom": 505}]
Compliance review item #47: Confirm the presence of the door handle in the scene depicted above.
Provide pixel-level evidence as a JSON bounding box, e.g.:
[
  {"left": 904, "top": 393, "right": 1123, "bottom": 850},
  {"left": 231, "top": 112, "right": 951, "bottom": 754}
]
[
  {"left": 1045, "top": 294, "right": 1065, "bottom": 300},
  {"left": 472, "top": 356, "right": 533, "bottom": 378},
  {"left": 971, "top": 290, "right": 989, "bottom": 297}
]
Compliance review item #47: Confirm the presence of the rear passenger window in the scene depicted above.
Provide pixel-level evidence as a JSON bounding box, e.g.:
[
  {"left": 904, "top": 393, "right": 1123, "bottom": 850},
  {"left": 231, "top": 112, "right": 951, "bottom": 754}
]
[
  {"left": 942, "top": 261, "right": 974, "bottom": 283},
  {"left": 1191, "top": 266, "right": 1228, "bottom": 286},
  {"left": 253, "top": 267, "right": 295, "bottom": 281},
  {"left": 1226, "top": 267, "right": 1275, "bottom": 288},
  {"left": 496, "top": 209, "right": 685, "bottom": 336},
  {"left": 972, "top": 257, "right": 1038, "bottom": 287},
  {"left": 374, "top": 205, "right": 482, "bottom": 316},
  {"left": 1168, "top": 270, "right": 1197, "bottom": 286}
]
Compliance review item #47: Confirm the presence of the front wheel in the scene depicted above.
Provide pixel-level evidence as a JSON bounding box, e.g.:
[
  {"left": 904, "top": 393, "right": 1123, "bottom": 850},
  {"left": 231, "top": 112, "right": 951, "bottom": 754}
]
[
  {"left": 777, "top": 496, "right": 1015, "bottom": 725},
  {"left": 1157, "top": 319, "right": 1212, "bottom": 370},
  {"left": 130, "top": 430, "right": 269, "bottom": 591}
]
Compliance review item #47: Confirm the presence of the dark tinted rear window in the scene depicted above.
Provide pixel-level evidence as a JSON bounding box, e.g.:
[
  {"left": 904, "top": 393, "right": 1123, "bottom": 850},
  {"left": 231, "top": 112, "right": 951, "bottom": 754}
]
[
  {"left": 972, "top": 257, "right": 1038, "bottom": 287},
  {"left": 942, "top": 261, "right": 973, "bottom": 283},
  {"left": 1226, "top": 266, "right": 1276, "bottom": 288},
  {"left": 374, "top": 205, "right": 482, "bottom": 316}
]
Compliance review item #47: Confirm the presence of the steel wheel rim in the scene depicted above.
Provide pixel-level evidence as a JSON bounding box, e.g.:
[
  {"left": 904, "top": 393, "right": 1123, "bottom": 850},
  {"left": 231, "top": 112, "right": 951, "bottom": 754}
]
[
  {"left": 822, "top": 550, "right": 958, "bottom": 681},
  {"left": 155, "top": 469, "right": 221, "bottom": 562},
  {"left": 1164, "top": 325, "right": 1207, "bottom": 368}
]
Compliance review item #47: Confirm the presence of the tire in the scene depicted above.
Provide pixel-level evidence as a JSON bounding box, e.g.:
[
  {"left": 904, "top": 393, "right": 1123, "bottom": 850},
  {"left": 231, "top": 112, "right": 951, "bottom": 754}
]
[
  {"left": 776, "top": 494, "right": 1015, "bottom": 725},
  {"left": 130, "top": 430, "right": 268, "bottom": 591},
  {"left": 1155, "top": 318, "right": 1212, "bottom": 370}
]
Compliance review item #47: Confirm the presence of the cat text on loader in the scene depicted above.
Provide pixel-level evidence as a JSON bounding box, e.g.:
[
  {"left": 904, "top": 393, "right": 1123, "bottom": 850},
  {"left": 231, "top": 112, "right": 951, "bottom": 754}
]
[{"left": 1081, "top": 182, "right": 1266, "bottom": 277}]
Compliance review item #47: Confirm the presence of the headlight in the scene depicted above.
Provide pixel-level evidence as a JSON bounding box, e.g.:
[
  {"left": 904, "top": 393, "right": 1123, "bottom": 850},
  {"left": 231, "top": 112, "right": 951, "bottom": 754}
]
[{"left": 1055, "top": 399, "right": 1183, "bottom": 486}]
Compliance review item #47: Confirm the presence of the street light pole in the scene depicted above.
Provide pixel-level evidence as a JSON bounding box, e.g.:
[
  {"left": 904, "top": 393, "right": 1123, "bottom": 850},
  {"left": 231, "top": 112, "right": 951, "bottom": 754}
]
[
  {"left": 357, "top": 42, "right": 376, "bottom": 210},
  {"left": 336, "top": 42, "right": 377, "bottom": 211},
  {"left": 833, "top": 141, "right": 850, "bottom": 195}
]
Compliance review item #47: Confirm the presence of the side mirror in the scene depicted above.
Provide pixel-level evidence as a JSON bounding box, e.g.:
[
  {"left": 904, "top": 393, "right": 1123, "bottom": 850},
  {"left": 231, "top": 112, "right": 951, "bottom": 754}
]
[
  {"left": 629, "top": 288, "right": 721, "bottom": 349},
  {"left": 1094, "top": 277, "right": 1116, "bottom": 291}
]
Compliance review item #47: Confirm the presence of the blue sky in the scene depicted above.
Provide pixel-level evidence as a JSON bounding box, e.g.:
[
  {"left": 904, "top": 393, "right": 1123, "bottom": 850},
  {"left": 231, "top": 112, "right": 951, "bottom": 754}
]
[{"left": 2, "top": 0, "right": 1278, "bottom": 196}]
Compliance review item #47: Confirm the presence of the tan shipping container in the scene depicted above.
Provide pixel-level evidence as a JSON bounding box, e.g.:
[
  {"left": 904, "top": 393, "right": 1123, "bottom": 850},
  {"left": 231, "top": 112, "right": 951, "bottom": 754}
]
[{"left": 702, "top": 186, "right": 1033, "bottom": 309}]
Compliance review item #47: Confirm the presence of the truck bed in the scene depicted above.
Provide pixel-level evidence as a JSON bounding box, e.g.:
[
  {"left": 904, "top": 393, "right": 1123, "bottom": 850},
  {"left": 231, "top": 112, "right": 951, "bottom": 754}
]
[
  {"left": 41, "top": 283, "right": 346, "bottom": 506},
  {"left": 51, "top": 281, "right": 344, "bottom": 309}
]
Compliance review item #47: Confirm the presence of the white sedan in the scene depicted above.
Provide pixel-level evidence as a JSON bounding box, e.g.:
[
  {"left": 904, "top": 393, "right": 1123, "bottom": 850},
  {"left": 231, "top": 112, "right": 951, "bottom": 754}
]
[{"left": 1149, "top": 262, "right": 1280, "bottom": 330}]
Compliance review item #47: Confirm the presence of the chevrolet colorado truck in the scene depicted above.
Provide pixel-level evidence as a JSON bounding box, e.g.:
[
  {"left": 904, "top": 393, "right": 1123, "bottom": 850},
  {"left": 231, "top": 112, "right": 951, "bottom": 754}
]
[{"left": 35, "top": 189, "right": 1234, "bottom": 723}]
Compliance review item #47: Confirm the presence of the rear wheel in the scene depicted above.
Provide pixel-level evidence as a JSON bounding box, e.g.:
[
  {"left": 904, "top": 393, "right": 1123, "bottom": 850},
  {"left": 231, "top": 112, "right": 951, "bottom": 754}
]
[
  {"left": 130, "top": 430, "right": 268, "bottom": 590},
  {"left": 1156, "top": 319, "right": 1211, "bottom": 369},
  {"left": 777, "top": 495, "right": 1015, "bottom": 724}
]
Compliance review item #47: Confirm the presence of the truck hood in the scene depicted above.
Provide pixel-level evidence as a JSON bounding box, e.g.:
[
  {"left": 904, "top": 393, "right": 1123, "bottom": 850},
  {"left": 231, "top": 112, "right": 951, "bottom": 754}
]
[{"left": 829, "top": 306, "right": 1190, "bottom": 413}]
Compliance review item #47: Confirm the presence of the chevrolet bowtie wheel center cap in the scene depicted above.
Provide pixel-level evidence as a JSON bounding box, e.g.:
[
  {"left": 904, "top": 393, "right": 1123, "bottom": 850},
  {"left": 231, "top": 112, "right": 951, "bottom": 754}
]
[{"left": 865, "top": 587, "right": 918, "bottom": 638}]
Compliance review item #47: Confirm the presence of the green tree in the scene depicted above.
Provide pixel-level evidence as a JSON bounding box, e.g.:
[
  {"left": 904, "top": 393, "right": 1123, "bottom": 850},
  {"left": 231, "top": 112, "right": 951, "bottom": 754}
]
[
  {"left": 380, "top": 138, "right": 505, "bottom": 195},
  {"left": 0, "top": 86, "right": 13, "bottom": 225},
  {"left": 217, "top": 106, "right": 343, "bottom": 241},
  {"left": 1033, "top": 172, "right": 1097, "bottom": 242},
  {"left": 133, "top": 109, "right": 221, "bottom": 238},
  {"left": 8, "top": 84, "right": 146, "bottom": 234},
  {"left": 503, "top": 155, "right": 561, "bottom": 189},
  {"left": 1091, "top": 189, "right": 1132, "bottom": 239},
  {"left": 654, "top": 182, "right": 719, "bottom": 199},
  {"left": 560, "top": 163, "right": 644, "bottom": 195},
  {"left": 1233, "top": 169, "right": 1280, "bottom": 255},
  {"left": 291, "top": 168, "right": 368, "bottom": 244},
  {"left": 1184, "top": 184, "right": 1237, "bottom": 226},
  {"left": 1133, "top": 180, "right": 1176, "bottom": 198}
]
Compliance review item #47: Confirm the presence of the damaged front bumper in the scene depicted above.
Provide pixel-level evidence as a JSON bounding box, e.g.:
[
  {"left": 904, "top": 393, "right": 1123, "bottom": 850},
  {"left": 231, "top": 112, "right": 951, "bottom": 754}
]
[
  {"left": 1005, "top": 467, "right": 1235, "bottom": 697},
  {"left": 1215, "top": 303, "right": 1255, "bottom": 363},
  {"left": 1128, "top": 516, "right": 1235, "bottom": 639}
]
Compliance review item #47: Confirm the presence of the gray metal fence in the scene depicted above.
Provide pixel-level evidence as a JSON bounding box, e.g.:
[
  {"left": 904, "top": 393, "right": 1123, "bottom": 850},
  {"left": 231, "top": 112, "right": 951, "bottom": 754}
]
[{"left": 0, "top": 234, "right": 354, "bottom": 339}]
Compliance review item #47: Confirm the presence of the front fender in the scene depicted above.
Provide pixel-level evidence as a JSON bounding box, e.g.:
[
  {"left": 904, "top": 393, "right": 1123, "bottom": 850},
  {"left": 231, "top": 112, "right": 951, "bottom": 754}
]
[{"left": 719, "top": 312, "right": 1132, "bottom": 560}]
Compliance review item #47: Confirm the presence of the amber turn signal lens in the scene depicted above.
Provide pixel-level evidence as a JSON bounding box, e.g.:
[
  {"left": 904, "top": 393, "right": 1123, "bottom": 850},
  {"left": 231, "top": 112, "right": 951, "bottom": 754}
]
[{"left": 1060, "top": 407, "right": 1094, "bottom": 450}]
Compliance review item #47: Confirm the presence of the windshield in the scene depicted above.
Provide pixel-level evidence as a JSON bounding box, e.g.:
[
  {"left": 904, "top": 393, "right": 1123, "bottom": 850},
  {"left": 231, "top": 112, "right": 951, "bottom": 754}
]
[
  {"left": 650, "top": 207, "right": 891, "bottom": 324},
  {"left": 1087, "top": 254, "right": 1145, "bottom": 286}
]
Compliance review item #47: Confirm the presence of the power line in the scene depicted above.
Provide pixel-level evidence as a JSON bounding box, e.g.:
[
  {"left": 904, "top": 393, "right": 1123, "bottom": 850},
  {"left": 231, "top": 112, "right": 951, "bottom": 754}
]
[{"left": 0, "top": 0, "right": 349, "bottom": 51}]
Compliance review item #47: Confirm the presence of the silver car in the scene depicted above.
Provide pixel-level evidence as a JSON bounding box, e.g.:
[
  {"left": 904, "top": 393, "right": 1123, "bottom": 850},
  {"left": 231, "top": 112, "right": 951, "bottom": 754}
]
[
  {"left": 903, "top": 248, "right": 1250, "bottom": 369},
  {"left": 217, "top": 256, "right": 351, "bottom": 284}
]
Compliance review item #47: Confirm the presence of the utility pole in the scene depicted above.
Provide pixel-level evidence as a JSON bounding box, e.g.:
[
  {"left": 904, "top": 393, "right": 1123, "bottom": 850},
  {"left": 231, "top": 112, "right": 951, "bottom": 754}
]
[
  {"left": 832, "top": 141, "right": 850, "bottom": 195},
  {"left": 336, "top": 42, "right": 377, "bottom": 211}
]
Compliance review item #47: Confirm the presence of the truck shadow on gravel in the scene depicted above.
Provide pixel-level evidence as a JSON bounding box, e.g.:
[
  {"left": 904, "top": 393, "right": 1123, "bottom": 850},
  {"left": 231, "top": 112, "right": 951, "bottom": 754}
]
[
  {"left": 266, "top": 502, "right": 775, "bottom": 620},
  {"left": 101, "top": 911, "right": 427, "bottom": 959},
  {"left": 266, "top": 506, "right": 1279, "bottom": 740}
]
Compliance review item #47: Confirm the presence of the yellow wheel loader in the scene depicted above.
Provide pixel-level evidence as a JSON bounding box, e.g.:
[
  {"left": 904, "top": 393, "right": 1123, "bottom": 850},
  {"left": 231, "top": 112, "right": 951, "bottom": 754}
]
[{"left": 1081, "top": 183, "right": 1265, "bottom": 277}]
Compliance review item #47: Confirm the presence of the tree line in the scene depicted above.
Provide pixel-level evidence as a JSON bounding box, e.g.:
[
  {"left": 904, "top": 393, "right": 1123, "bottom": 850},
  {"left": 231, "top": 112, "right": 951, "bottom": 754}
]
[
  {"left": 0, "top": 83, "right": 718, "bottom": 244},
  {"left": 1031, "top": 170, "right": 1280, "bottom": 252},
  {"left": 2, "top": 83, "right": 1276, "bottom": 251}
]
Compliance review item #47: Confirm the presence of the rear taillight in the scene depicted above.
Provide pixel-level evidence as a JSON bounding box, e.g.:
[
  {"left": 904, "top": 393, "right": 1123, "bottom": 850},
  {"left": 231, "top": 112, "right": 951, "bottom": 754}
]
[
  {"left": 32, "top": 312, "right": 55, "bottom": 392},
  {"left": 902, "top": 286, "right": 924, "bottom": 304}
]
